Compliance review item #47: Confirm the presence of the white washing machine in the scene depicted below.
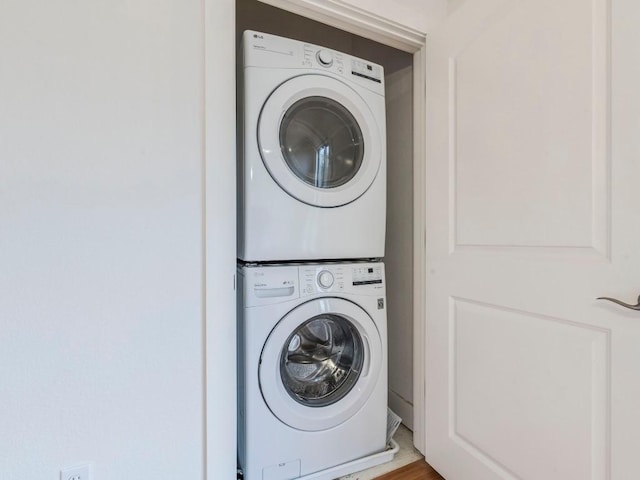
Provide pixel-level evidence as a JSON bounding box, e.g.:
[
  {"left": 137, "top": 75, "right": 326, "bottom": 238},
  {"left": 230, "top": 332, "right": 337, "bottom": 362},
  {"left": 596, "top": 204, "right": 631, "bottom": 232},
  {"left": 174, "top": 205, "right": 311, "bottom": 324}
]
[
  {"left": 238, "top": 261, "right": 387, "bottom": 480},
  {"left": 238, "top": 31, "right": 387, "bottom": 262}
]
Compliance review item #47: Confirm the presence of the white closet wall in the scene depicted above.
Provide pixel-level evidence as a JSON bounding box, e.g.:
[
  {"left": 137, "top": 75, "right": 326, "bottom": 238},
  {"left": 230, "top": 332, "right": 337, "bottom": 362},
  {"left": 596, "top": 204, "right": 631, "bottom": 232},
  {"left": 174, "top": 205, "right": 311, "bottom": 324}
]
[{"left": 384, "top": 64, "right": 415, "bottom": 428}]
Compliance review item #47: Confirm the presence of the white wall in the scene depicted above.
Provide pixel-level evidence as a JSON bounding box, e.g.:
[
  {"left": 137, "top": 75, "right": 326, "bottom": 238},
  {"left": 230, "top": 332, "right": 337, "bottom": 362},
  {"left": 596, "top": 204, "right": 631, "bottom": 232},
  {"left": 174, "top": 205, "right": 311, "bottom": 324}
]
[
  {"left": 0, "top": 0, "right": 226, "bottom": 477},
  {"left": 385, "top": 65, "right": 415, "bottom": 428}
]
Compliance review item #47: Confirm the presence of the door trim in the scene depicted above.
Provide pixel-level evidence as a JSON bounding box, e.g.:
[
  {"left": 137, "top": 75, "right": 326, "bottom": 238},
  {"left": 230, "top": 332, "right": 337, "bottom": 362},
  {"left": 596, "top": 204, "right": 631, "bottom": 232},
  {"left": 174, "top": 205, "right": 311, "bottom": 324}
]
[
  {"left": 258, "top": 0, "right": 425, "bottom": 52},
  {"left": 204, "top": 0, "right": 237, "bottom": 478},
  {"left": 257, "top": 0, "right": 428, "bottom": 453}
]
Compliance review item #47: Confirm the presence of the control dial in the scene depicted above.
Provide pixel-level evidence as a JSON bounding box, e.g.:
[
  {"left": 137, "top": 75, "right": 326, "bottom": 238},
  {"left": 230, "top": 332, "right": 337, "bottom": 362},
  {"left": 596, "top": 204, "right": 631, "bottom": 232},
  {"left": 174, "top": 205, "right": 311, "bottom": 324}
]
[
  {"left": 316, "top": 49, "right": 334, "bottom": 67},
  {"left": 317, "top": 270, "right": 334, "bottom": 289}
]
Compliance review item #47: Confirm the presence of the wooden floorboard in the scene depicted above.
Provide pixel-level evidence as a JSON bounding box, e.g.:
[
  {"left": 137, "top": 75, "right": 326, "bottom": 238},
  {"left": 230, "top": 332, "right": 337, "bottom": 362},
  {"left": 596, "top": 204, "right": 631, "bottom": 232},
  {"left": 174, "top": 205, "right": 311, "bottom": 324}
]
[{"left": 373, "top": 459, "right": 445, "bottom": 480}]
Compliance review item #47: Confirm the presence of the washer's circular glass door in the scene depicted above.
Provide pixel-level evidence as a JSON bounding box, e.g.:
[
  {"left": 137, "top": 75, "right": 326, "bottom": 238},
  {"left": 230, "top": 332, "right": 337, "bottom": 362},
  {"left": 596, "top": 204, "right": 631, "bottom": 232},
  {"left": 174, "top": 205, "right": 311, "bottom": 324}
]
[
  {"left": 260, "top": 298, "right": 382, "bottom": 432},
  {"left": 259, "top": 74, "right": 382, "bottom": 208},
  {"left": 280, "top": 313, "right": 364, "bottom": 407}
]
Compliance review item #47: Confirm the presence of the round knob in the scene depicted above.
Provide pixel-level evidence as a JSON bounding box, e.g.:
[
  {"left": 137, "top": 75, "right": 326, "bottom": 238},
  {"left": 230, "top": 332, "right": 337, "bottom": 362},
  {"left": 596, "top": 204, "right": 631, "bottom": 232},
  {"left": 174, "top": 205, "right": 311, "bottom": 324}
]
[
  {"left": 316, "top": 49, "right": 333, "bottom": 67},
  {"left": 317, "top": 270, "right": 334, "bottom": 289}
]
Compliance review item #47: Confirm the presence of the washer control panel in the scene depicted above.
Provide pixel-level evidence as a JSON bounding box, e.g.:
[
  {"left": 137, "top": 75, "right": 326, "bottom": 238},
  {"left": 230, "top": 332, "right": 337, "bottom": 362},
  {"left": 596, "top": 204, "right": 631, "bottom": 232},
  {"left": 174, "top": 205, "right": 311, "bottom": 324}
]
[
  {"left": 242, "top": 262, "right": 385, "bottom": 306},
  {"left": 300, "top": 262, "right": 384, "bottom": 297}
]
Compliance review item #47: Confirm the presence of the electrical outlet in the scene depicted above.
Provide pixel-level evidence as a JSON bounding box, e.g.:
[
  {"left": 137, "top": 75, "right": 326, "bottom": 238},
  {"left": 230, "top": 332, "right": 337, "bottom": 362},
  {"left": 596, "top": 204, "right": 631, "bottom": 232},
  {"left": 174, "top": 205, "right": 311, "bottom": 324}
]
[{"left": 60, "top": 464, "right": 90, "bottom": 480}]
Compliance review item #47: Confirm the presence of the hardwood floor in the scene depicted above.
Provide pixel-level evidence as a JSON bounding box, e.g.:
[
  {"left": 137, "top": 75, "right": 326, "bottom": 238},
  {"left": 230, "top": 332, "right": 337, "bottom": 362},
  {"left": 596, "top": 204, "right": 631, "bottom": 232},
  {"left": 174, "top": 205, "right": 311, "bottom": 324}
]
[{"left": 373, "top": 460, "right": 445, "bottom": 480}]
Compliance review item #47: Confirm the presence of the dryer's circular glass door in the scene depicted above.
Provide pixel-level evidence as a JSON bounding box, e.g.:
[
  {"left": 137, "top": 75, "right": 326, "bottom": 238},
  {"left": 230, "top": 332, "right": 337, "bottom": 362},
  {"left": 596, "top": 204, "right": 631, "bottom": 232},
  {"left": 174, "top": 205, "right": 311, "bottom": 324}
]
[
  {"left": 260, "top": 297, "right": 382, "bottom": 432},
  {"left": 259, "top": 74, "right": 382, "bottom": 208},
  {"left": 279, "top": 97, "right": 364, "bottom": 189}
]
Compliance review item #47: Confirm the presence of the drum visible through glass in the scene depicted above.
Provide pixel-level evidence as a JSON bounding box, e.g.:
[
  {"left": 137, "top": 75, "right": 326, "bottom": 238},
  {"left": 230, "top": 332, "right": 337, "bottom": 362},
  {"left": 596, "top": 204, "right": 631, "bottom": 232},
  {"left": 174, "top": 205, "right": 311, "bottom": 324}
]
[
  {"left": 279, "top": 96, "right": 364, "bottom": 189},
  {"left": 280, "top": 314, "right": 364, "bottom": 407}
]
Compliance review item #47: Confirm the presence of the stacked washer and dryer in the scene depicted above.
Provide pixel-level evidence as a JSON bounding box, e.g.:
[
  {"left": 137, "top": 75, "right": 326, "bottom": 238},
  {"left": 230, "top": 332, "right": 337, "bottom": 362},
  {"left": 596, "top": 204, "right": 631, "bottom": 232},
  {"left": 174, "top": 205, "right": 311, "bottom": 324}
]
[{"left": 237, "top": 30, "right": 389, "bottom": 480}]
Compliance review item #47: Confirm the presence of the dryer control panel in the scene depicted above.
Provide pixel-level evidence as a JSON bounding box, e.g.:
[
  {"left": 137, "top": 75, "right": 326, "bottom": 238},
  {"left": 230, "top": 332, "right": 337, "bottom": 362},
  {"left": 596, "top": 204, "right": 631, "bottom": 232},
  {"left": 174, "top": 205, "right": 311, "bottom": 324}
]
[{"left": 243, "top": 30, "right": 385, "bottom": 95}]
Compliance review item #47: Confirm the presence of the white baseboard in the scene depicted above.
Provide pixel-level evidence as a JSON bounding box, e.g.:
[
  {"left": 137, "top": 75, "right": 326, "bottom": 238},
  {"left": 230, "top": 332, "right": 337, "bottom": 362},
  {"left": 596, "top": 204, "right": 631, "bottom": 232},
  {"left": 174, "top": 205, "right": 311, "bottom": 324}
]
[{"left": 388, "top": 389, "right": 413, "bottom": 431}]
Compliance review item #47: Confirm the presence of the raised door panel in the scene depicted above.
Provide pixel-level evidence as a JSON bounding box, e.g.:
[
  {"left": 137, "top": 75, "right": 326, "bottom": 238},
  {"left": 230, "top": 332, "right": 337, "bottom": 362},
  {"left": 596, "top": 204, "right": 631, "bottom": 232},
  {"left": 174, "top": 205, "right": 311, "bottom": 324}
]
[
  {"left": 453, "top": 299, "right": 608, "bottom": 479},
  {"left": 451, "top": 0, "right": 609, "bottom": 254}
]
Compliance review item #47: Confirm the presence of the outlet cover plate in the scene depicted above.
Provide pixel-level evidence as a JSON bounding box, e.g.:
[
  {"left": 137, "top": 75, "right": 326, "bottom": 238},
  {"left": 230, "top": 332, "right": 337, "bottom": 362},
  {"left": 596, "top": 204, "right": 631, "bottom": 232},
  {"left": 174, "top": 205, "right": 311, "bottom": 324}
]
[{"left": 60, "top": 464, "right": 91, "bottom": 480}]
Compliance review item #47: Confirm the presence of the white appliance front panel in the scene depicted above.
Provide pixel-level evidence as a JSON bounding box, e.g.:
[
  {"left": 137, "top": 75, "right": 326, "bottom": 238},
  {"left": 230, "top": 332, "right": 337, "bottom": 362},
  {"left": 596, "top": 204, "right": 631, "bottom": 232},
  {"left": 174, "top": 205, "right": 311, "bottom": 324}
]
[{"left": 238, "top": 31, "right": 387, "bottom": 262}]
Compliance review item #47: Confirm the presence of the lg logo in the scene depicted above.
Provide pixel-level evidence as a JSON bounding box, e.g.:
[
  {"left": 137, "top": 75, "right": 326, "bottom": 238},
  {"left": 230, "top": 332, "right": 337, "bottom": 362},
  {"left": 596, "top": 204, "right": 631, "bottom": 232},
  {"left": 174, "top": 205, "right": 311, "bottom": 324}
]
[{"left": 253, "top": 33, "right": 264, "bottom": 39}]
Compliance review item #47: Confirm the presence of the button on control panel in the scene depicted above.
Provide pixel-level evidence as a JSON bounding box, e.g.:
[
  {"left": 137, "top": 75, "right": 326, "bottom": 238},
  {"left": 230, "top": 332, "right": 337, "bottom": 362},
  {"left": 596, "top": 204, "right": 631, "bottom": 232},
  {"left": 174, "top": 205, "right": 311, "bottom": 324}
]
[
  {"left": 317, "top": 270, "right": 334, "bottom": 289},
  {"left": 316, "top": 49, "right": 334, "bottom": 67},
  {"left": 301, "top": 265, "right": 345, "bottom": 295},
  {"left": 301, "top": 44, "right": 345, "bottom": 74}
]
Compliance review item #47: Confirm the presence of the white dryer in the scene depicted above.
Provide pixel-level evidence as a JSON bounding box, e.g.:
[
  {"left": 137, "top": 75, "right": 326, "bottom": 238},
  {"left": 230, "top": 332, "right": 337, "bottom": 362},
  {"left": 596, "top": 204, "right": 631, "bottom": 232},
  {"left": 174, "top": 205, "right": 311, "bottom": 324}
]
[
  {"left": 238, "top": 31, "right": 387, "bottom": 262},
  {"left": 238, "top": 261, "right": 387, "bottom": 480}
]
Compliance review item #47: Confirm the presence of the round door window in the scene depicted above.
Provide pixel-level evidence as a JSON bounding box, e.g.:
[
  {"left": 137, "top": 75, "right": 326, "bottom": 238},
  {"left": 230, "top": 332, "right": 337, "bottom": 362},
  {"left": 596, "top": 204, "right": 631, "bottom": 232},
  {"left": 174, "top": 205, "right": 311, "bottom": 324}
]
[
  {"left": 279, "top": 96, "right": 364, "bottom": 189},
  {"left": 280, "top": 314, "right": 364, "bottom": 407},
  {"left": 258, "top": 75, "right": 382, "bottom": 208},
  {"left": 260, "top": 297, "right": 382, "bottom": 431}
]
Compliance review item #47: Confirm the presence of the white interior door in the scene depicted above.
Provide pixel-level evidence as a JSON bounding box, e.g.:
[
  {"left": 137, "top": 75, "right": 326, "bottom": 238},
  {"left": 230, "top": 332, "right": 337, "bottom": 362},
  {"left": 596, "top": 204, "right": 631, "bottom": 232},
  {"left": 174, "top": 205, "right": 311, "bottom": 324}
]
[{"left": 424, "top": 0, "right": 640, "bottom": 478}]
